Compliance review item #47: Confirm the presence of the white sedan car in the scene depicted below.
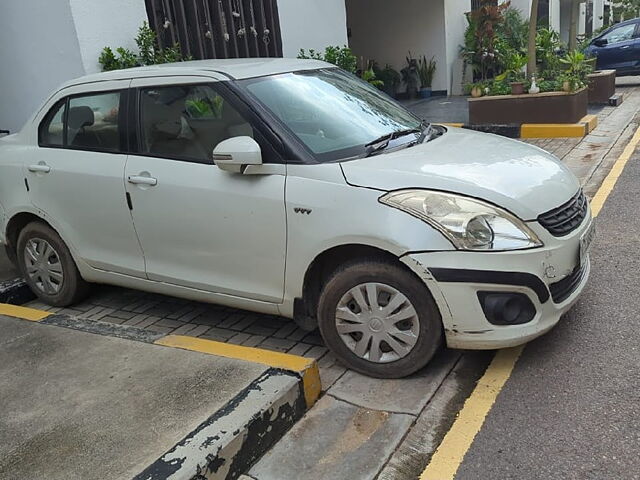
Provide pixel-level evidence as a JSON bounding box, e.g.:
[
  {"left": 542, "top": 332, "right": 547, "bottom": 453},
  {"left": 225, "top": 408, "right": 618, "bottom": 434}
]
[{"left": 0, "top": 59, "right": 594, "bottom": 377}]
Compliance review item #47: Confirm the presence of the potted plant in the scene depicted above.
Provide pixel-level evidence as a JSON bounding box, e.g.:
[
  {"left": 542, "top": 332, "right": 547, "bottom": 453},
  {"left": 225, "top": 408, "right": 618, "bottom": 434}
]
[
  {"left": 375, "top": 64, "right": 401, "bottom": 97},
  {"left": 467, "top": 82, "right": 485, "bottom": 98},
  {"left": 401, "top": 53, "right": 421, "bottom": 99},
  {"left": 496, "top": 52, "right": 527, "bottom": 95},
  {"left": 418, "top": 56, "right": 437, "bottom": 98},
  {"left": 559, "top": 50, "right": 593, "bottom": 92}
]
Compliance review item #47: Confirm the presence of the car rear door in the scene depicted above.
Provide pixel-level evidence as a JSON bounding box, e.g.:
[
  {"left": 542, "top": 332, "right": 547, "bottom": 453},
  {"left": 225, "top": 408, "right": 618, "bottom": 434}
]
[
  {"left": 125, "top": 76, "right": 287, "bottom": 303},
  {"left": 28, "top": 80, "right": 146, "bottom": 277}
]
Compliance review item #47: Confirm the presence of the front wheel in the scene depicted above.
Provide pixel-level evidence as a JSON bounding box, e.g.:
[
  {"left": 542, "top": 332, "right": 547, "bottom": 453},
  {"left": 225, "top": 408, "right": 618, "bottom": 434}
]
[
  {"left": 317, "top": 260, "right": 443, "bottom": 378},
  {"left": 16, "top": 222, "right": 90, "bottom": 307}
]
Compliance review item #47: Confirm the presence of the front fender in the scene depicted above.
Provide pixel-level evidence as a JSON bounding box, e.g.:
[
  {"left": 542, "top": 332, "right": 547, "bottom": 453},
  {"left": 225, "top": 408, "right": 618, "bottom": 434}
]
[{"left": 281, "top": 164, "right": 455, "bottom": 317}]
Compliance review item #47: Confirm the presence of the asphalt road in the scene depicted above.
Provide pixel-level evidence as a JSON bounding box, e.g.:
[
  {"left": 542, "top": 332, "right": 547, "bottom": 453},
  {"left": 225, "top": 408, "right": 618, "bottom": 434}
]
[{"left": 456, "top": 151, "right": 640, "bottom": 478}]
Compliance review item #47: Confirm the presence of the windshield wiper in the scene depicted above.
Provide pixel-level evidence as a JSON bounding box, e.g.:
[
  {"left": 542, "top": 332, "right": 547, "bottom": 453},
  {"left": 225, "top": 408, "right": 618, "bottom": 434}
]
[{"left": 362, "top": 127, "right": 422, "bottom": 157}]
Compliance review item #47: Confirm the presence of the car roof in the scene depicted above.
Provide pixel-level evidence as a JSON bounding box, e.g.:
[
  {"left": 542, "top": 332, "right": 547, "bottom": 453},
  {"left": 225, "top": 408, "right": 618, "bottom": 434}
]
[{"left": 60, "top": 58, "right": 332, "bottom": 88}]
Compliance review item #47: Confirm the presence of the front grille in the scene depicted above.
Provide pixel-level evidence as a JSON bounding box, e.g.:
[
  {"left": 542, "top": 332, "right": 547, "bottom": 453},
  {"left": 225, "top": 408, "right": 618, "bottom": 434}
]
[
  {"left": 549, "top": 264, "right": 586, "bottom": 303},
  {"left": 538, "top": 190, "right": 588, "bottom": 236}
]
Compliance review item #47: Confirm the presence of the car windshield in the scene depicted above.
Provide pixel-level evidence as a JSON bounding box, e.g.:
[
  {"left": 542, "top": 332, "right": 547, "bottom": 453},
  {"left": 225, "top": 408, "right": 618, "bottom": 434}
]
[{"left": 239, "top": 68, "right": 423, "bottom": 162}]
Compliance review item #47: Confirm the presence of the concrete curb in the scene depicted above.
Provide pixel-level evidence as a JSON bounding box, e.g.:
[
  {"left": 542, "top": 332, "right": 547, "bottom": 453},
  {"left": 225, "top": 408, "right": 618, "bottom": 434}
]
[
  {"left": 0, "top": 303, "right": 321, "bottom": 480},
  {"left": 134, "top": 369, "right": 306, "bottom": 480},
  {"left": 440, "top": 114, "right": 598, "bottom": 139}
]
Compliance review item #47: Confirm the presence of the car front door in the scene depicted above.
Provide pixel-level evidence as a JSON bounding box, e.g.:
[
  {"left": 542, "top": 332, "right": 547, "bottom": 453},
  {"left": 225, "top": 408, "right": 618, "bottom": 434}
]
[
  {"left": 28, "top": 81, "right": 146, "bottom": 277},
  {"left": 125, "top": 76, "right": 287, "bottom": 303},
  {"left": 590, "top": 22, "right": 640, "bottom": 72}
]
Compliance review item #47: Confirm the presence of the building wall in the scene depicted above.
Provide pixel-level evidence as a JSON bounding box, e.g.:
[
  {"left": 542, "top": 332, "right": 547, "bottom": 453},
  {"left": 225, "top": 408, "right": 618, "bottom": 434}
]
[
  {"left": 550, "top": 0, "right": 561, "bottom": 32},
  {"left": 0, "top": 0, "right": 85, "bottom": 132},
  {"left": 345, "top": 0, "right": 449, "bottom": 92},
  {"left": 560, "top": 0, "right": 572, "bottom": 44},
  {"left": 68, "top": 0, "right": 147, "bottom": 75},
  {"left": 444, "top": 0, "right": 470, "bottom": 94},
  {"left": 277, "top": 0, "right": 348, "bottom": 57}
]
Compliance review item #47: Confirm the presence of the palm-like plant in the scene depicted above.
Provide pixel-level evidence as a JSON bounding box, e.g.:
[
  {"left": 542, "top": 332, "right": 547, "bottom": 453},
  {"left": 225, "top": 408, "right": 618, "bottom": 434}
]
[{"left": 559, "top": 50, "right": 594, "bottom": 91}]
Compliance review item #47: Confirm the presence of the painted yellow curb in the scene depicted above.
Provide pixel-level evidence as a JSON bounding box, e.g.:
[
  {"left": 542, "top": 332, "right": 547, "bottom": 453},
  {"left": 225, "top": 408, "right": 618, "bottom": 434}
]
[
  {"left": 581, "top": 114, "right": 599, "bottom": 133},
  {"left": 521, "top": 123, "right": 587, "bottom": 138},
  {"left": 155, "top": 334, "right": 321, "bottom": 408},
  {"left": 0, "top": 303, "right": 50, "bottom": 322},
  {"left": 439, "top": 123, "right": 464, "bottom": 128}
]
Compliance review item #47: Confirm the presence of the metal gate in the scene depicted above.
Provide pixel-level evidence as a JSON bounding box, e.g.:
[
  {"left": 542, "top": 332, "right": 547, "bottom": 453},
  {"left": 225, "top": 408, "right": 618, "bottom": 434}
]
[{"left": 144, "top": 0, "right": 283, "bottom": 60}]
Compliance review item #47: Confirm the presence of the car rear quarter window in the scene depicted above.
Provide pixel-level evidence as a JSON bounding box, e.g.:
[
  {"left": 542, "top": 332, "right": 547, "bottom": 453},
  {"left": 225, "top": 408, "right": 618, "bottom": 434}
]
[
  {"left": 39, "top": 100, "right": 66, "bottom": 147},
  {"left": 38, "top": 91, "right": 124, "bottom": 153}
]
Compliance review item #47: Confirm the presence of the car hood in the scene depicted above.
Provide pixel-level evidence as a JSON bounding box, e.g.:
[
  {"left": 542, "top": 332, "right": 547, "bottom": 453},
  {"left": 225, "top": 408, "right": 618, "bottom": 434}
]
[{"left": 340, "top": 127, "right": 581, "bottom": 220}]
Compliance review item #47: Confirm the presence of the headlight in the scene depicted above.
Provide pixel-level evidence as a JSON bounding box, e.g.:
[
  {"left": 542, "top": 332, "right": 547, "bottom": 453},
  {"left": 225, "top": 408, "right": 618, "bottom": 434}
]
[{"left": 380, "top": 189, "right": 543, "bottom": 251}]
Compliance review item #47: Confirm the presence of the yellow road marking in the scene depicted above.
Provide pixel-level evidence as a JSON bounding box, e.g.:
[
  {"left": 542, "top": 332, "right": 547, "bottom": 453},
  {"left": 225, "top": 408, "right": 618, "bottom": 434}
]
[
  {"left": 420, "top": 347, "right": 523, "bottom": 479},
  {"left": 420, "top": 124, "right": 640, "bottom": 479},
  {"left": 591, "top": 124, "right": 640, "bottom": 216},
  {"left": 0, "top": 303, "right": 50, "bottom": 321},
  {"left": 155, "top": 334, "right": 321, "bottom": 408}
]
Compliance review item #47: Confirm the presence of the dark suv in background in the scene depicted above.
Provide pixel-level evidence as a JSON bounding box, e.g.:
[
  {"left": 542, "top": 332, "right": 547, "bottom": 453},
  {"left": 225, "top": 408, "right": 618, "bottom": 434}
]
[{"left": 585, "top": 18, "right": 640, "bottom": 75}]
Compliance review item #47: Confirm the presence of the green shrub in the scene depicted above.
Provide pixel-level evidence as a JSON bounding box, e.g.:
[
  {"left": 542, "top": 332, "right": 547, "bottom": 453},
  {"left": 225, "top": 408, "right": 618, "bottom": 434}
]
[
  {"left": 297, "top": 46, "right": 357, "bottom": 73},
  {"left": 98, "top": 22, "right": 189, "bottom": 71}
]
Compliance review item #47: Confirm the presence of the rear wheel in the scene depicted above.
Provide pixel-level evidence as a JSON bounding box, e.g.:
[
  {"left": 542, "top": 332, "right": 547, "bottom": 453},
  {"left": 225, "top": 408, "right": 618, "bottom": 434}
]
[
  {"left": 317, "top": 259, "right": 443, "bottom": 378},
  {"left": 16, "top": 222, "right": 90, "bottom": 306}
]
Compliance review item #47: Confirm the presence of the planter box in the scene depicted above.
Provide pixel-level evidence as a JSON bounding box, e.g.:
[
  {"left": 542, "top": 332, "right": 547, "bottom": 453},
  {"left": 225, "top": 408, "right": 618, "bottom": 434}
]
[
  {"left": 468, "top": 87, "right": 588, "bottom": 125},
  {"left": 587, "top": 69, "right": 616, "bottom": 104}
]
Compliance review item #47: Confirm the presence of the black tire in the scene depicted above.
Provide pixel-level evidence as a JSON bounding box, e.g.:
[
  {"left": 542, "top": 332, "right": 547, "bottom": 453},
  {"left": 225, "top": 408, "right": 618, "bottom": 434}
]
[
  {"left": 317, "top": 259, "right": 443, "bottom": 378},
  {"left": 16, "top": 222, "right": 90, "bottom": 307}
]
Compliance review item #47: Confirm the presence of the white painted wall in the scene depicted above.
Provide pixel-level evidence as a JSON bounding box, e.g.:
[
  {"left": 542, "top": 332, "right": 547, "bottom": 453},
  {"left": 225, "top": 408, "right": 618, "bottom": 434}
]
[
  {"left": 444, "top": 0, "right": 470, "bottom": 94},
  {"left": 0, "top": 0, "right": 85, "bottom": 132},
  {"left": 277, "top": 0, "right": 348, "bottom": 57},
  {"left": 69, "top": 0, "right": 147, "bottom": 75},
  {"left": 511, "top": 0, "right": 533, "bottom": 18},
  {"left": 345, "top": 0, "right": 449, "bottom": 92},
  {"left": 0, "top": 0, "right": 144, "bottom": 133}
]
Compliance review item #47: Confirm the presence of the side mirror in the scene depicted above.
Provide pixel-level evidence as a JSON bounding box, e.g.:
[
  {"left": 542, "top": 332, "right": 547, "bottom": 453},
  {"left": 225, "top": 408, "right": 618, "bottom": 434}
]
[
  {"left": 213, "top": 136, "right": 262, "bottom": 173},
  {"left": 593, "top": 38, "right": 607, "bottom": 47}
]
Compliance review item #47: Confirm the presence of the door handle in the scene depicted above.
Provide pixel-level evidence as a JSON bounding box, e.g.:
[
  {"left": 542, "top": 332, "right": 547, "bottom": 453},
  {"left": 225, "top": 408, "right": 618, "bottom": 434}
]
[
  {"left": 620, "top": 45, "right": 631, "bottom": 49},
  {"left": 28, "top": 164, "right": 51, "bottom": 173},
  {"left": 127, "top": 175, "right": 157, "bottom": 186}
]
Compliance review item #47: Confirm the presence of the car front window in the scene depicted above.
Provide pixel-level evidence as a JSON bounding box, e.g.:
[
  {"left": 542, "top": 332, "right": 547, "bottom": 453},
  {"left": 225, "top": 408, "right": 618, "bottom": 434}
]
[{"left": 240, "top": 69, "right": 423, "bottom": 162}]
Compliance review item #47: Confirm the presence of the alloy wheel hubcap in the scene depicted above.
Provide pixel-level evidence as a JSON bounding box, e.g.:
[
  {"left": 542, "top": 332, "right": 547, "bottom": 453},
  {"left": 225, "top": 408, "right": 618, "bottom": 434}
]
[
  {"left": 24, "top": 238, "right": 64, "bottom": 295},
  {"left": 335, "top": 282, "right": 420, "bottom": 363}
]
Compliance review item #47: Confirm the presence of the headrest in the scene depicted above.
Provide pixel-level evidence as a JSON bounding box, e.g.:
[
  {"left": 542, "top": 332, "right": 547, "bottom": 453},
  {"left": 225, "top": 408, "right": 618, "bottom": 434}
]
[{"left": 68, "top": 106, "right": 95, "bottom": 130}]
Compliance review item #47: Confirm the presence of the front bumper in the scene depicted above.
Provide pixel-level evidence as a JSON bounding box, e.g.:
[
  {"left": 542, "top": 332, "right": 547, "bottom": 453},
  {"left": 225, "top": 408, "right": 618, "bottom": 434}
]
[{"left": 402, "top": 212, "right": 593, "bottom": 350}]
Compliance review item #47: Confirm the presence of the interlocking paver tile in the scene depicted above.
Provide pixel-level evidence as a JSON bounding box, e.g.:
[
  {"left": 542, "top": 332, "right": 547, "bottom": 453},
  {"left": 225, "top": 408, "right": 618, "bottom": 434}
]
[
  {"left": 227, "top": 332, "right": 252, "bottom": 345},
  {"left": 258, "top": 337, "right": 296, "bottom": 352},
  {"left": 200, "top": 327, "right": 236, "bottom": 341},
  {"left": 241, "top": 335, "right": 266, "bottom": 347},
  {"left": 152, "top": 318, "right": 185, "bottom": 329},
  {"left": 286, "top": 343, "right": 313, "bottom": 356}
]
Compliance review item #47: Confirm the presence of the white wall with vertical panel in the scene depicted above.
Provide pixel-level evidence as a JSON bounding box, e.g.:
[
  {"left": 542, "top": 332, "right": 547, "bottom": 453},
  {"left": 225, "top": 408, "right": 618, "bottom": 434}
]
[{"left": 277, "top": 0, "right": 348, "bottom": 58}]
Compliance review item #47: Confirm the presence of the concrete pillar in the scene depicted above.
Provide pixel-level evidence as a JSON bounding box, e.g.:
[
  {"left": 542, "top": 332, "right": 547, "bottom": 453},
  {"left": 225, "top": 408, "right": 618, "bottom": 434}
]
[
  {"left": 592, "top": 0, "right": 605, "bottom": 30},
  {"left": 550, "top": 0, "right": 561, "bottom": 32},
  {"left": 579, "top": 1, "right": 586, "bottom": 36}
]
